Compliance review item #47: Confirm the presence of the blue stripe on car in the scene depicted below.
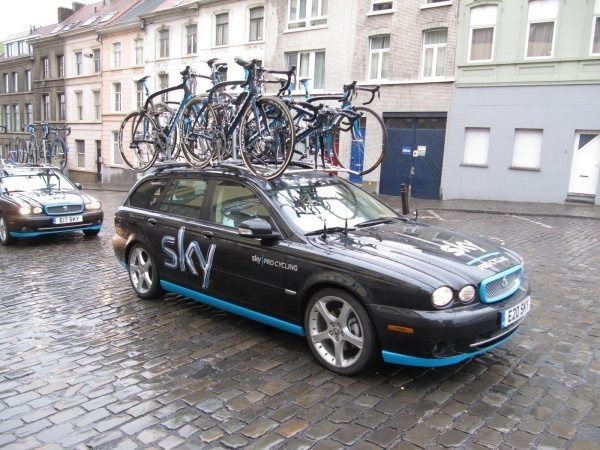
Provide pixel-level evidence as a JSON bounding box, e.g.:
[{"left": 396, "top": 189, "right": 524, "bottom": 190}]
[
  {"left": 10, "top": 225, "right": 101, "bottom": 238},
  {"left": 160, "top": 280, "right": 305, "bottom": 337},
  {"left": 381, "top": 333, "right": 514, "bottom": 367},
  {"left": 466, "top": 252, "right": 501, "bottom": 266}
]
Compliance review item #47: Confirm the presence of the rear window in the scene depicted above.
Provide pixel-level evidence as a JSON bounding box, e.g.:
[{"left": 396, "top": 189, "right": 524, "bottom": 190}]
[
  {"left": 158, "top": 178, "right": 208, "bottom": 219},
  {"left": 128, "top": 179, "right": 168, "bottom": 210}
]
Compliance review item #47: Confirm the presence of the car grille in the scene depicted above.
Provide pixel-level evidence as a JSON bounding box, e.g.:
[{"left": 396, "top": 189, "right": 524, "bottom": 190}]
[
  {"left": 480, "top": 266, "right": 522, "bottom": 303},
  {"left": 45, "top": 204, "right": 84, "bottom": 215}
]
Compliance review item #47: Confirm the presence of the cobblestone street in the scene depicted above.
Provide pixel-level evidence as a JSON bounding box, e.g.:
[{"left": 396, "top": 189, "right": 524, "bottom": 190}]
[{"left": 0, "top": 190, "right": 598, "bottom": 450}]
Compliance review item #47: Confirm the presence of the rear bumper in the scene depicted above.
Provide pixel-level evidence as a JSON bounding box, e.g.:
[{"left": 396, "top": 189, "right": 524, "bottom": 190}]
[{"left": 368, "top": 285, "right": 530, "bottom": 366}]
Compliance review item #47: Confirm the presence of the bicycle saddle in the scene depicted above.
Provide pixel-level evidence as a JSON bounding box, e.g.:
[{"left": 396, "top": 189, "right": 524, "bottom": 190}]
[
  {"left": 136, "top": 76, "right": 150, "bottom": 83},
  {"left": 234, "top": 57, "right": 260, "bottom": 69},
  {"left": 298, "top": 77, "right": 311, "bottom": 83},
  {"left": 206, "top": 58, "right": 218, "bottom": 68}
]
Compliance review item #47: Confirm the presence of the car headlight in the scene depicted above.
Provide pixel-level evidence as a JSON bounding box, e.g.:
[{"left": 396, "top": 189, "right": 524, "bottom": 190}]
[
  {"left": 431, "top": 286, "right": 454, "bottom": 308},
  {"left": 19, "top": 206, "right": 32, "bottom": 215},
  {"left": 32, "top": 206, "right": 42, "bottom": 214},
  {"left": 85, "top": 200, "right": 102, "bottom": 211},
  {"left": 458, "top": 285, "right": 476, "bottom": 303}
]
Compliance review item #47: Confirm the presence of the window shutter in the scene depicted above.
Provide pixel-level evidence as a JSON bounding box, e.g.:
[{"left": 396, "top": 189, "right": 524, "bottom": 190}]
[
  {"left": 463, "top": 128, "right": 490, "bottom": 165},
  {"left": 512, "top": 129, "right": 542, "bottom": 169}
]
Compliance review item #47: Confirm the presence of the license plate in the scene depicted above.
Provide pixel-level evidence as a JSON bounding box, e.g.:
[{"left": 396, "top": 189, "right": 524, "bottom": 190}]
[
  {"left": 53, "top": 215, "right": 83, "bottom": 225},
  {"left": 500, "top": 296, "right": 530, "bottom": 328}
]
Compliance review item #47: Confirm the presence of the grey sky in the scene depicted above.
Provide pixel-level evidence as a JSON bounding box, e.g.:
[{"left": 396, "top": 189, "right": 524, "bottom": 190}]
[{"left": 0, "top": 0, "right": 97, "bottom": 41}]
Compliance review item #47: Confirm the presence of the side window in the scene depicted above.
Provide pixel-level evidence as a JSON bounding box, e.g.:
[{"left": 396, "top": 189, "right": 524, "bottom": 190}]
[
  {"left": 158, "top": 178, "right": 208, "bottom": 219},
  {"left": 128, "top": 179, "right": 168, "bottom": 210},
  {"left": 209, "top": 181, "right": 271, "bottom": 228}
]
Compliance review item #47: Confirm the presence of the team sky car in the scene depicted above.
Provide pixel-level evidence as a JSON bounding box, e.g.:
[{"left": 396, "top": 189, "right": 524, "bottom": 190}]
[
  {"left": 0, "top": 164, "right": 103, "bottom": 245},
  {"left": 112, "top": 164, "right": 531, "bottom": 374}
]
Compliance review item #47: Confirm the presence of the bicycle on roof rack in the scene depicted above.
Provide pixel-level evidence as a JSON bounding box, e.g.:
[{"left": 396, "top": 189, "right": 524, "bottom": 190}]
[
  {"left": 179, "top": 57, "right": 296, "bottom": 180},
  {"left": 276, "top": 73, "right": 387, "bottom": 179},
  {"left": 14, "top": 122, "right": 70, "bottom": 171}
]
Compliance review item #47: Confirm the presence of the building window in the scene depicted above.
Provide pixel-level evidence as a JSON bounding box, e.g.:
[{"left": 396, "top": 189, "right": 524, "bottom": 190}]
[
  {"left": 285, "top": 50, "right": 325, "bottom": 90},
  {"left": 42, "top": 94, "right": 50, "bottom": 121},
  {"left": 75, "top": 51, "right": 83, "bottom": 75},
  {"left": 288, "top": 0, "right": 328, "bottom": 29},
  {"left": 113, "top": 82, "right": 122, "bottom": 111},
  {"left": 4, "top": 105, "right": 11, "bottom": 132},
  {"left": 57, "top": 55, "right": 64, "bottom": 77},
  {"left": 42, "top": 57, "right": 50, "bottom": 79},
  {"left": 11, "top": 104, "right": 20, "bottom": 132},
  {"left": 112, "top": 131, "right": 123, "bottom": 165},
  {"left": 112, "top": 42, "right": 122, "bottom": 68},
  {"left": 468, "top": 5, "right": 497, "bottom": 62},
  {"left": 512, "top": 129, "right": 542, "bottom": 169},
  {"left": 12, "top": 72, "right": 19, "bottom": 92},
  {"left": 93, "top": 90, "right": 101, "bottom": 120},
  {"left": 526, "top": 0, "right": 559, "bottom": 58},
  {"left": 592, "top": 0, "right": 600, "bottom": 54},
  {"left": 93, "top": 49, "right": 101, "bottom": 73},
  {"left": 249, "top": 7, "right": 264, "bottom": 42},
  {"left": 159, "top": 74, "right": 169, "bottom": 102},
  {"left": 58, "top": 93, "right": 66, "bottom": 121},
  {"left": 76, "top": 140, "right": 85, "bottom": 167},
  {"left": 185, "top": 24, "right": 197, "bottom": 54},
  {"left": 25, "top": 103, "right": 32, "bottom": 125},
  {"left": 3, "top": 74, "right": 9, "bottom": 93},
  {"left": 369, "top": 35, "right": 390, "bottom": 80},
  {"left": 75, "top": 91, "right": 83, "bottom": 120},
  {"left": 25, "top": 70, "right": 31, "bottom": 91},
  {"left": 135, "top": 81, "right": 144, "bottom": 109},
  {"left": 215, "top": 13, "right": 229, "bottom": 46},
  {"left": 463, "top": 128, "right": 490, "bottom": 166},
  {"left": 422, "top": 29, "right": 447, "bottom": 78},
  {"left": 134, "top": 38, "right": 144, "bottom": 65},
  {"left": 371, "top": 0, "right": 392, "bottom": 12},
  {"left": 159, "top": 29, "right": 170, "bottom": 58}
]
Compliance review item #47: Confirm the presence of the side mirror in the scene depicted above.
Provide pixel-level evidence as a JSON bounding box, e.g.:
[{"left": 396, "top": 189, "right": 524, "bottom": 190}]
[
  {"left": 74, "top": 182, "right": 83, "bottom": 190},
  {"left": 238, "top": 218, "right": 280, "bottom": 240}
]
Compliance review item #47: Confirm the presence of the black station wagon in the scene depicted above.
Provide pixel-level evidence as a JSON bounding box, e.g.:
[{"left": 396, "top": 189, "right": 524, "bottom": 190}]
[
  {"left": 0, "top": 164, "right": 103, "bottom": 245},
  {"left": 113, "top": 164, "right": 531, "bottom": 374}
]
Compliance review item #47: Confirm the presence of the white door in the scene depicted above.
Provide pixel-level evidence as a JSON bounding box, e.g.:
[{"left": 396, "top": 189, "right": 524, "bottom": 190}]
[{"left": 568, "top": 132, "right": 600, "bottom": 195}]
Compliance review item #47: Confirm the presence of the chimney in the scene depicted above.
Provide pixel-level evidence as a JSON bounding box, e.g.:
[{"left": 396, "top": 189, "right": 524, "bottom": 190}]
[
  {"left": 72, "top": 2, "right": 85, "bottom": 11},
  {"left": 57, "top": 7, "right": 74, "bottom": 22}
]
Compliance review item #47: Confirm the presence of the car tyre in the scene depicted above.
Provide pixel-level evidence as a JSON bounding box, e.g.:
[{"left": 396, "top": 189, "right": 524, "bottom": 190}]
[
  {"left": 83, "top": 229, "right": 100, "bottom": 237},
  {"left": 304, "top": 288, "right": 378, "bottom": 375},
  {"left": 127, "top": 244, "right": 164, "bottom": 300},
  {"left": 0, "top": 215, "right": 16, "bottom": 246}
]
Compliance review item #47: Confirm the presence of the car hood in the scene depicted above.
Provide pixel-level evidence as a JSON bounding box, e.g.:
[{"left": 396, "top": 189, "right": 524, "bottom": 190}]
[
  {"left": 308, "top": 220, "right": 522, "bottom": 287},
  {"left": 6, "top": 189, "right": 90, "bottom": 208}
]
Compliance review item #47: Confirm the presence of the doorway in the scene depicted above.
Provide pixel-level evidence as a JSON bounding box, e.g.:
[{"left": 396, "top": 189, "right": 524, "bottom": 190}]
[{"left": 568, "top": 132, "right": 600, "bottom": 199}]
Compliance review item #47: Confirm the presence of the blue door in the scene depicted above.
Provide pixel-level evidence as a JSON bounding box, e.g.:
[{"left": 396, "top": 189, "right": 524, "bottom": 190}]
[{"left": 379, "top": 116, "right": 446, "bottom": 199}]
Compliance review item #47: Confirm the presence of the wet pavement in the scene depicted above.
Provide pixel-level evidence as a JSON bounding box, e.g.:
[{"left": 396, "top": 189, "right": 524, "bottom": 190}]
[{"left": 0, "top": 190, "right": 598, "bottom": 449}]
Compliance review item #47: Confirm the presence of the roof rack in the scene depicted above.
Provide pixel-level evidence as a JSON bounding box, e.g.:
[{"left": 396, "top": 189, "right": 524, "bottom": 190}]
[{"left": 145, "top": 161, "right": 192, "bottom": 175}]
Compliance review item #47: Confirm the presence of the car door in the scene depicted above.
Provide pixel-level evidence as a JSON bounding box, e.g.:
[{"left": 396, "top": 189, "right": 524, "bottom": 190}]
[
  {"left": 144, "top": 176, "right": 212, "bottom": 290},
  {"left": 202, "top": 179, "right": 293, "bottom": 320}
]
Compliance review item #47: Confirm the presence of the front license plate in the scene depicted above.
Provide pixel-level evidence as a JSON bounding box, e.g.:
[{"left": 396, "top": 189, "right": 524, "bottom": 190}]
[
  {"left": 500, "top": 296, "right": 530, "bottom": 328},
  {"left": 53, "top": 215, "right": 83, "bottom": 225}
]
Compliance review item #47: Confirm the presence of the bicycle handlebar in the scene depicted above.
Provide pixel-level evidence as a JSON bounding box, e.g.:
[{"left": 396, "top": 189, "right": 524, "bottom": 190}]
[
  {"left": 0, "top": 125, "right": 6, "bottom": 134},
  {"left": 356, "top": 85, "right": 380, "bottom": 105}
]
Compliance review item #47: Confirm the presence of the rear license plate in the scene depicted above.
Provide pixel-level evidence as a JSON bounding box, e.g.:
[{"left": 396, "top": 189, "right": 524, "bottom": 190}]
[
  {"left": 53, "top": 215, "right": 83, "bottom": 225},
  {"left": 500, "top": 296, "right": 530, "bottom": 328}
]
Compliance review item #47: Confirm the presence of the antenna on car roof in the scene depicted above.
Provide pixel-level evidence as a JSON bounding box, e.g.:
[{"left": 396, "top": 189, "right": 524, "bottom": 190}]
[
  {"left": 344, "top": 216, "right": 348, "bottom": 236},
  {"left": 322, "top": 218, "right": 327, "bottom": 241}
]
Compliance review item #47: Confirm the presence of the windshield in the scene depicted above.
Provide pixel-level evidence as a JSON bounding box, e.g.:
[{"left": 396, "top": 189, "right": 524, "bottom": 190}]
[
  {"left": 272, "top": 179, "right": 399, "bottom": 234},
  {"left": 2, "top": 171, "right": 74, "bottom": 193}
]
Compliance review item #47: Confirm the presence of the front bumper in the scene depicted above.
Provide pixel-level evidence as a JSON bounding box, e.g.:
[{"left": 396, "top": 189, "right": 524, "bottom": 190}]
[
  {"left": 368, "top": 285, "right": 530, "bottom": 367},
  {"left": 7, "top": 211, "right": 104, "bottom": 238}
]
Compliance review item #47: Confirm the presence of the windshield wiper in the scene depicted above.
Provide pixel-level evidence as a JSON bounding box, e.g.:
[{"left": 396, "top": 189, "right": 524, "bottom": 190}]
[
  {"left": 355, "top": 216, "right": 398, "bottom": 228},
  {"left": 305, "top": 226, "right": 354, "bottom": 236}
]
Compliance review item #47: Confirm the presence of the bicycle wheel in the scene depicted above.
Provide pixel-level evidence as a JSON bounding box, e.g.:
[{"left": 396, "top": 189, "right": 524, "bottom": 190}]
[
  {"left": 153, "top": 102, "right": 180, "bottom": 161},
  {"left": 49, "top": 138, "right": 67, "bottom": 171},
  {"left": 179, "top": 97, "right": 218, "bottom": 167},
  {"left": 239, "top": 96, "right": 295, "bottom": 180},
  {"left": 118, "top": 111, "right": 159, "bottom": 171},
  {"left": 15, "top": 139, "right": 27, "bottom": 164},
  {"left": 332, "top": 106, "right": 387, "bottom": 176}
]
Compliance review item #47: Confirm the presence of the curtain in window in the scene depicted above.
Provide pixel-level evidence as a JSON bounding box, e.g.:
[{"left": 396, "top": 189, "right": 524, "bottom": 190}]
[
  {"left": 527, "top": 22, "right": 553, "bottom": 57},
  {"left": 314, "top": 51, "right": 325, "bottom": 88},
  {"left": 423, "top": 48, "right": 433, "bottom": 77},
  {"left": 593, "top": 18, "right": 600, "bottom": 53},
  {"left": 424, "top": 29, "right": 447, "bottom": 45},
  {"left": 470, "top": 28, "right": 493, "bottom": 60},
  {"left": 371, "top": 35, "right": 390, "bottom": 50}
]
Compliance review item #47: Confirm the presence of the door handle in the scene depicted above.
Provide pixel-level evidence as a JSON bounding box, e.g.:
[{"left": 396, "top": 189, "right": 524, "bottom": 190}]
[
  {"left": 147, "top": 218, "right": 157, "bottom": 226},
  {"left": 199, "top": 230, "right": 213, "bottom": 238}
]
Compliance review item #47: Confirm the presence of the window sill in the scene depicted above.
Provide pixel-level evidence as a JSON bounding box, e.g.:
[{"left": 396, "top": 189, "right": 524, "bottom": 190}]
[
  {"left": 246, "top": 39, "right": 265, "bottom": 45},
  {"left": 358, "top": 77, "right": 455, "bottom": 85},
  {"left": 212, "top": 44, "right": 229, "bottom": 49},
  {"left": 524, "top": 55, "right": 554, "bottom": 60},
  {"left": 420, "top": 1, "right": 452, "bottom": 10},
  {"left": 283, "top": 24, "right": 328, "bottom": 34},
  {"left": 509, "top": 166, "right": 540, "bottom": 172},
  {"left": 366, "top": 10, "right": 394, "bottom": 17},
  {"left": 460, "top": 163, "right": 488, "bottom": 168}
]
